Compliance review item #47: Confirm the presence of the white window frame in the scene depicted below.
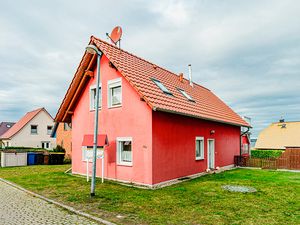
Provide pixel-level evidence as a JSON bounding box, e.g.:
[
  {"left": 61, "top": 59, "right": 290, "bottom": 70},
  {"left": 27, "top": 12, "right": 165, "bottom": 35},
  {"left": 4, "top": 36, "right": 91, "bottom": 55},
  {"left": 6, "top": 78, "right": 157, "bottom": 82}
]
[
  {"left": 31, "top": 125, "right": 38, "bottom": 134},
  {"left": 41, "top": 141, "right": 51, "bottom": 149},
  {"left": 108, "top": 78, "right": 122, "bottom": 108},
  {"left": 47, "top": 126, "right": 53, "bottom": 135},
  {"left": 90, "top": 84, "right": 102, "bottom": 111},
  {"left": 116, "top": 137, "right": 133, "bottom": 166},
  {"left": 152, "top": 78, "right": 173, "bottom": 95},
  {"left": 195, "top": 137, "right": 204, "bottom": 160},
  {"left": 178, "top": 88, "right": 194, "bottom": 101}
]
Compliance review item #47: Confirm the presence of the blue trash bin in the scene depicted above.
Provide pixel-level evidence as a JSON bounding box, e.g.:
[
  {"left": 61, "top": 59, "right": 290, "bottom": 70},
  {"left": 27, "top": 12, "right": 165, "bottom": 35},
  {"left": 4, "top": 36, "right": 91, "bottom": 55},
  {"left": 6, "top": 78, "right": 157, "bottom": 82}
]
[{"left": 27, "top": 152, "right": 37, "bottom": 165}]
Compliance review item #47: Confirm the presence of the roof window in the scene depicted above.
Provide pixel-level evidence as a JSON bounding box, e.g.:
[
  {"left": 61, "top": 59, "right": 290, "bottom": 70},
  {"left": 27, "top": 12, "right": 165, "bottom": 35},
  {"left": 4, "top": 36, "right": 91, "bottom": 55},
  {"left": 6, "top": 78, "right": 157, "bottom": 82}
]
[
  {"left": 151, "top": 78, "right": 172, "bottom": 95},
  {"left": 178, "top": 88, "right": 194, "bottom": 101}
]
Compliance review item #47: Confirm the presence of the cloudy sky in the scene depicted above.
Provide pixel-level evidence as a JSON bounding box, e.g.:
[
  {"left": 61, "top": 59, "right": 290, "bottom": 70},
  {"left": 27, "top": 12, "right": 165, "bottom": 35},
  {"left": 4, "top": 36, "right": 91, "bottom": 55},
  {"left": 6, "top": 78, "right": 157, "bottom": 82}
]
[{"left": 0, "top": 0, "right": 299, "bottom": 137}]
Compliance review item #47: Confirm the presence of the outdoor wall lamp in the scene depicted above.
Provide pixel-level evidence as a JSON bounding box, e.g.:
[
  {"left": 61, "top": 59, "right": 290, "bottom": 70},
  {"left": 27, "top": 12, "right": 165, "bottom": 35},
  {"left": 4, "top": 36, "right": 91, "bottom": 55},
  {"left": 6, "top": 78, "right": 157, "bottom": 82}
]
[
  {"left": 86, "top": 44, "right": 102, "bottom": 197},
  {"left": 210, "top": 130, "right": 215, "bottom": 135}
]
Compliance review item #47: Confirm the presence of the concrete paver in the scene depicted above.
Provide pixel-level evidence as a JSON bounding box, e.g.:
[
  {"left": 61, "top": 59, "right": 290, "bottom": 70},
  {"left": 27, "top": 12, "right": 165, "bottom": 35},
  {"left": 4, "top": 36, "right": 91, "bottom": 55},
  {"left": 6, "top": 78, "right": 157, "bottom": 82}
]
[{"left": 0, "top": 181, "right": 99, "bottom": 225}]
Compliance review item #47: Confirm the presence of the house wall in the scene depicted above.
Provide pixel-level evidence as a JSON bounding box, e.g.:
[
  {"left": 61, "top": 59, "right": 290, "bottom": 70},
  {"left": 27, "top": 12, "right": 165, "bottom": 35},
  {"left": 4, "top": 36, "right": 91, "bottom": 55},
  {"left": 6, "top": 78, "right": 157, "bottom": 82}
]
[
  {"left": 56, "top": 123, "right": 72, "bottom": 159},
  {"left": 8, "top": 110, "right": 56, "bottom": 148},
  {"left": 152, "top": 111, "right": 240, "bottom": 185},
  {"left": 71, "top": 55, "right": 153, "bottom": 185}
]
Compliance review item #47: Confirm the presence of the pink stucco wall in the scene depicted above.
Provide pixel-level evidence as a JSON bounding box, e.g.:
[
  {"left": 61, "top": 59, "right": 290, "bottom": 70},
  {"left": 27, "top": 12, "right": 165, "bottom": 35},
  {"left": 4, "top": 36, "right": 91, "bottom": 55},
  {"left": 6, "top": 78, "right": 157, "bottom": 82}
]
[{"left": 71, "top": 55, "right": 153, "bottom": 185}]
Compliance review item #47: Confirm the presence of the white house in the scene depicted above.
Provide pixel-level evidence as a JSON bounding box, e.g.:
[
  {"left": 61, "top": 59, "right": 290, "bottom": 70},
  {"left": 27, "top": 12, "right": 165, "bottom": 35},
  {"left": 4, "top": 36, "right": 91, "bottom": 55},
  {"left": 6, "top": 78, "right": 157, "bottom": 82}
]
[{"left": 0, "top": 108, "right": 56, "bottom": 149}]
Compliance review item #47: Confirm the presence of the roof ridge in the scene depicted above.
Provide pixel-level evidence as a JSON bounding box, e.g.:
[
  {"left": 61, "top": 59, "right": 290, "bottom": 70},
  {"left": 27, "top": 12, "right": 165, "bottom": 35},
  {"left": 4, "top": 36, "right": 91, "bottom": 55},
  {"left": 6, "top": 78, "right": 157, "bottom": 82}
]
[{"left": 91, "top": 36, "right": 210, "bottom": 91}]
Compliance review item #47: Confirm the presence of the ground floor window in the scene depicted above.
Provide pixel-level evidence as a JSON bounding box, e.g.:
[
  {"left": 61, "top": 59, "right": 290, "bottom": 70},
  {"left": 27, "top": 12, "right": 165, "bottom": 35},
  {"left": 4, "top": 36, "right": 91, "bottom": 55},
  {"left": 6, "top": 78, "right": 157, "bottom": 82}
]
[
  {"left": 116, "top": 137, "right": 132, "bottom": 166},
  {"left": 196, "top": 137, "right": 204, "bottom": 160},
  {"left": 41, "top": 141, "right": 50, "bottom": 149}
]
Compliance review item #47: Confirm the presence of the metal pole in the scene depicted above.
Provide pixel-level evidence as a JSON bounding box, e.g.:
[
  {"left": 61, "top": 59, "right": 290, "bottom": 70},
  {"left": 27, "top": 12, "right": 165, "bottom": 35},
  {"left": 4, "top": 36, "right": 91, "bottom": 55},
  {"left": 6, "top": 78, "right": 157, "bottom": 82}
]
[
  {"left": 90, "top": 53, "right": 101, "bottom": 196},
  {"left": 102, "top": 155, "right": 104, "bottom": 183}
]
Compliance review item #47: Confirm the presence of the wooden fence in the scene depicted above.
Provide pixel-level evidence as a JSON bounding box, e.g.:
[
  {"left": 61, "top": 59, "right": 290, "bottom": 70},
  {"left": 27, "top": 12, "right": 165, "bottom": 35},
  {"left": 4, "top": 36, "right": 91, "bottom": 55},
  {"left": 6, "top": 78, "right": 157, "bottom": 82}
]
[{"left": 235, "top": 147, "right": 300, "bottom": 170}]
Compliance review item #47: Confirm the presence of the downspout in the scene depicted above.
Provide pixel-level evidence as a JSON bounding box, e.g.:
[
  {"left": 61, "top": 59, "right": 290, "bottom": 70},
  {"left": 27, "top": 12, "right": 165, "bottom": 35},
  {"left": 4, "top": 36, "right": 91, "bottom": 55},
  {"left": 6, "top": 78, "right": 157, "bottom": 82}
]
[{"left": 240, "top": 127, "right": 250, "bottom": 156}]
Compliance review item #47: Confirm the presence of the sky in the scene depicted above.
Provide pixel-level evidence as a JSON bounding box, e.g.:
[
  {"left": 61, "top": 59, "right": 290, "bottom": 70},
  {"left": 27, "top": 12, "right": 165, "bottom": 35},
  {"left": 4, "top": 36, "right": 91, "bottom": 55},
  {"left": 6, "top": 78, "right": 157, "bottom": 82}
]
[{"left": 0, "top": 0, "right": 299, "bottom": 137}]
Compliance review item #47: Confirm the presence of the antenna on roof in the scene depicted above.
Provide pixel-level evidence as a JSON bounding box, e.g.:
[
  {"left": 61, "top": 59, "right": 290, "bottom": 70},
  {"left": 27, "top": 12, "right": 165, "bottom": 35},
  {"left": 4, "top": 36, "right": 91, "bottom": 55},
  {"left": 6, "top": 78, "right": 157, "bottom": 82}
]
[{"left": 106, "top": 26, "right": 122, "bottom": 48}]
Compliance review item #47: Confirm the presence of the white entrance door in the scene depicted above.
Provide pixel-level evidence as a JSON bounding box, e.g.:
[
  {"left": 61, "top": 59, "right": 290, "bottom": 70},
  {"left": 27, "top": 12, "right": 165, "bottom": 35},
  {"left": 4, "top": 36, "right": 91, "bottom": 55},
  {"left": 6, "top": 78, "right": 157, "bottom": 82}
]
[{"left": 207, "top": 139, "right": 215, "bottom": 170}]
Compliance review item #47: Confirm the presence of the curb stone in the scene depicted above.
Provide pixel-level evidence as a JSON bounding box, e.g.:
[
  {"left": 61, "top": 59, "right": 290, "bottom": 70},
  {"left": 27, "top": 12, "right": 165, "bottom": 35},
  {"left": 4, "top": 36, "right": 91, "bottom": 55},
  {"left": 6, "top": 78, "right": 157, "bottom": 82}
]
[{"left": 0, "top": 178, "right": 116, "bottom": 225}]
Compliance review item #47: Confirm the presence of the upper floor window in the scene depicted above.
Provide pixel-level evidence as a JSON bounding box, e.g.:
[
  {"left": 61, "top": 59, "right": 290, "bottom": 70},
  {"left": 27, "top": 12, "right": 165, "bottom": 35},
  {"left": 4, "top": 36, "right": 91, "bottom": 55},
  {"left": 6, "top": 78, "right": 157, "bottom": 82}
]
[
  {"left": 47, "top": 126, "right": 53, "bottom": 135},
  {"left": 31, "top": 125, "right": 38, "bottom": 134},
  {"left": 195, "top": 137, "right": 204, "bottom": 160},
  {"left": 108, "top": 78, "right": 122, "bottom": 108},
  {"left": 90, "top": 84, "right": 102, "bottom": 110},
  {"left": 178, "top": 88, "right": 194, "bottom": 102},
  {"left": 64, "top": 123, "right": 71, "bottom": 131},
  {"left": 151, "top": 78, "right": 172, "bottom": 95}
]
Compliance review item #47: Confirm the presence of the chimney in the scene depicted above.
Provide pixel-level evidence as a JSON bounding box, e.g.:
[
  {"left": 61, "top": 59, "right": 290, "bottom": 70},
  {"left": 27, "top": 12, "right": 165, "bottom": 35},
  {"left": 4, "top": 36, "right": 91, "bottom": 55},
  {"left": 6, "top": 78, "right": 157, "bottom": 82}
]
[
  {"left": 188, "top": 64, "right": 193, "bottom": 87},
  {"left": 178, "top": 73, "right": 184, "bottom": 82}
]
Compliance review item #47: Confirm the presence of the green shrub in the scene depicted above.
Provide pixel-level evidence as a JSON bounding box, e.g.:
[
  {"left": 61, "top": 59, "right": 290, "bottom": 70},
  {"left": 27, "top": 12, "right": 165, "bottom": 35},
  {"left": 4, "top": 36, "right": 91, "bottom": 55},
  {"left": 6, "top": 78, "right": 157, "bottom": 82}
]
[
  {"left": 52, "top": 145, "right": 65, "bottom": 153},
  {"left": 251, "top": 150, "right": 284, "bottom": 159}
]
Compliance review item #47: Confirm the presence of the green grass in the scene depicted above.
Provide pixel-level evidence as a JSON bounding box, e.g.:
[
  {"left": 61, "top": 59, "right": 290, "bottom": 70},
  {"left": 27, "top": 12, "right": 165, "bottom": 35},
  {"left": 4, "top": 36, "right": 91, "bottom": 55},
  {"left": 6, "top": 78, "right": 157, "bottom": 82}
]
[{"left": 0, "top": 165, "right": 299, "bottom": 225}]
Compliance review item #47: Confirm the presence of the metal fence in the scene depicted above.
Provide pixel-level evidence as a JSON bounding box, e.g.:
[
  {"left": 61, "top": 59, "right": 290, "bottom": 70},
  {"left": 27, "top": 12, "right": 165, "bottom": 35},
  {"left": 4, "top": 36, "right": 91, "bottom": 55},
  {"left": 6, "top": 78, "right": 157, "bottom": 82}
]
[{"left": 235, "top": 148, "right": 300, "bottom": 170}]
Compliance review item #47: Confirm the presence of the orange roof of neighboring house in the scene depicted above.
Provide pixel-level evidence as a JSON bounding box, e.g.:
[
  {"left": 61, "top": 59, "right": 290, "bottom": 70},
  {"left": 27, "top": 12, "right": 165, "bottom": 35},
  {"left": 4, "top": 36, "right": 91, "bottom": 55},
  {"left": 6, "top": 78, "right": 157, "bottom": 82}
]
[
  {"left": 55, "top": 36, "right": 249, "bottom": 127},
  {"left": 0, "top": 108, "right": 50, "bottom": 139},
  {"left": 255, "top": 121, "right": 300, "bottom": 149}
]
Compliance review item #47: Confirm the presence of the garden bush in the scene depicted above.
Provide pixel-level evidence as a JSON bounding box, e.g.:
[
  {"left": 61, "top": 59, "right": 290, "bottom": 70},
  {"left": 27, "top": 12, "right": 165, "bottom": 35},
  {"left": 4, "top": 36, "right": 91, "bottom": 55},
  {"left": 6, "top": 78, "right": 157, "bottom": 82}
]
[{"left": 251, "top": 150, "right": 284, "bottom": 159}]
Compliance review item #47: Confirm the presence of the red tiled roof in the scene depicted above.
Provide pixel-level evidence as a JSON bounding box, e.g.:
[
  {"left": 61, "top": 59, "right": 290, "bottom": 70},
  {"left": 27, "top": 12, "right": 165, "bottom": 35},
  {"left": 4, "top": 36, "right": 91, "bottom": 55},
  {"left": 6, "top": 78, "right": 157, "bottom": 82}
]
[
  {"left": 55, "top": 36, "right": 249, "bottom": 127},
  {"left": 0, "top": 108, "right": 46, "bottom": 139}
]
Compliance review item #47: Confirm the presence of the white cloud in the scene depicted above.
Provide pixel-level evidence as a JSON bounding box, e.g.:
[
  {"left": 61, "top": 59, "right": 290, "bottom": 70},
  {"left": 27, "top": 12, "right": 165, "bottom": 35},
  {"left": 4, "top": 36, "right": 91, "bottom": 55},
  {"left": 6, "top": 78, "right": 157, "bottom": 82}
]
[{"left": 0, "top": 0, "right": 299, "bottom": 137}]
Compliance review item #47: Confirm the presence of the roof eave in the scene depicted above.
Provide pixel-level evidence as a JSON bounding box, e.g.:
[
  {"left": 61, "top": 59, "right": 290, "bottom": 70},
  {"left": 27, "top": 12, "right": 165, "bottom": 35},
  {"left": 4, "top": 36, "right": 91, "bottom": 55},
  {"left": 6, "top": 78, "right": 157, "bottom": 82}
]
[{"left": 154, "top": 107, "right": 250, "bottom": 128}]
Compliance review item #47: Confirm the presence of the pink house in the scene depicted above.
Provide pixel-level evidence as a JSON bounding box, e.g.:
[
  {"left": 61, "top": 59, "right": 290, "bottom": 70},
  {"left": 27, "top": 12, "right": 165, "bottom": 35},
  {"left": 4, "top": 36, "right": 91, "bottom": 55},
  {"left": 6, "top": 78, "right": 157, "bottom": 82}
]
[{"left": 55, "top": 36, "right": 250, "bottom": 187}]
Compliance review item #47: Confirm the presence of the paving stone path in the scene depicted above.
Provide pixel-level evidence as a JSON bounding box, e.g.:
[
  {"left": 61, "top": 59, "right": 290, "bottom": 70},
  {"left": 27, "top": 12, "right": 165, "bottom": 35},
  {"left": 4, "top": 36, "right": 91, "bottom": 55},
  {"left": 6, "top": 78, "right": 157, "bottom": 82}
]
[{"left": 0, "top": 181, "right": 99, "bottom": 225}]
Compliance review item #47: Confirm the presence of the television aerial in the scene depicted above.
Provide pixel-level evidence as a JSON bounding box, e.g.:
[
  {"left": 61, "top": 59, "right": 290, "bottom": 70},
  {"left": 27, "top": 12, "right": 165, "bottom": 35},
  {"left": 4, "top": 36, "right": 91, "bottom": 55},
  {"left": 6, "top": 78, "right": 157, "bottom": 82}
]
[{"left": 106, "top": 26, "right": 122, "bottom": 48}]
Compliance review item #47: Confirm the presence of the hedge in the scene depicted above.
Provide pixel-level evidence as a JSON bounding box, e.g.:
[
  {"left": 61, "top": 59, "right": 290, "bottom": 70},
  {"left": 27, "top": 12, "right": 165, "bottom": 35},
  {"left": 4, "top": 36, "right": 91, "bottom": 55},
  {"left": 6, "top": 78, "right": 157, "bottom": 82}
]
[{"left": 251, "top": 150, "right": 284, "bottom": 159}]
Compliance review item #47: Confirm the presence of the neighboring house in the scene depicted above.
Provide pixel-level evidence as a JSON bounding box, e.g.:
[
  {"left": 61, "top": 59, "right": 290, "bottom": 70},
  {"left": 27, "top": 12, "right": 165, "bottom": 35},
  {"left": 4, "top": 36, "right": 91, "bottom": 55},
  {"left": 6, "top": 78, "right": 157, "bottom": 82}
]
[
  {"left": 54, "top": 36, "right": 249, "bottom": 187},
  {"left": 250, "top": 138, "right": 257, "bottom": 149},
  {"left": 255, "top": 120, "right": 300, "bottom": 150},
  {"left": 0, "top": 122, "right": 15, "bottom": 148},
  {"left": 54, "top": 122, "right": 72, "bottom": 159},
  {"left": 0, "top": 108, "right": 56, "bottom": 149}
]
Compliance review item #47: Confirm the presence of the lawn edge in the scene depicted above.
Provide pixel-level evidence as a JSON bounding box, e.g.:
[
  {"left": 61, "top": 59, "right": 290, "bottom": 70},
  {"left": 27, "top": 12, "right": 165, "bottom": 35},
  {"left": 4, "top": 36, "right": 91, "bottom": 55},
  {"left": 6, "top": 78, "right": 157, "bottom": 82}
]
[{"left": 0, "top": 178, "right": 116, "bottom": 225}]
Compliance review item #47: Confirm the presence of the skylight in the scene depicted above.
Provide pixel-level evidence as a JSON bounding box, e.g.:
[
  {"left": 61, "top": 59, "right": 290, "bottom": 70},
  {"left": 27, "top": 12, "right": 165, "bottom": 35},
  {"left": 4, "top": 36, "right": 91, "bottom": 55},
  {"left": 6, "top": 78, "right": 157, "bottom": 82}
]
[
  {"left": 178, "top": 89, "right": 194, "bottom": 101},
  {"left": 152, "top": 78, "right": 172, "bottom": 95}
]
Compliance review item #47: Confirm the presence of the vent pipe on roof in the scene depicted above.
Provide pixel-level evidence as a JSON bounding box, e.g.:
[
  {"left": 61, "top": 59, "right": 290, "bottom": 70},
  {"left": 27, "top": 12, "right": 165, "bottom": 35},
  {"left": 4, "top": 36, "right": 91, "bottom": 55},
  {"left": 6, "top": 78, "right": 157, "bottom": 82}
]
[{"left": 188, "top": 64, "right": 193, "bottom": 87}]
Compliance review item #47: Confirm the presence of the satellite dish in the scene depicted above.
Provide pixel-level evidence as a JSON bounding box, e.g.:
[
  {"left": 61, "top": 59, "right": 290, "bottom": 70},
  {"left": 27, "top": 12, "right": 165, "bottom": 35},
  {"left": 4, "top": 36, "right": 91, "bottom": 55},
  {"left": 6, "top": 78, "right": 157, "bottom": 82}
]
[
  {"left": 110, "top": 26, "right": 122, "bottom": 43},
  {"left": 106, "top": 26, "right": 122, "bottom": 47}
]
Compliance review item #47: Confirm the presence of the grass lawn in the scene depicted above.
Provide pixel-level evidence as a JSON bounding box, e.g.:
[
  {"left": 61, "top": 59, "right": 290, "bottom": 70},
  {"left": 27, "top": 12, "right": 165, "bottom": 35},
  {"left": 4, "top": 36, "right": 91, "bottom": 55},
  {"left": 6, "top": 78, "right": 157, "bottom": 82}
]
[{"left": 0, "top": 165, "right": 299, "bottom": 225}]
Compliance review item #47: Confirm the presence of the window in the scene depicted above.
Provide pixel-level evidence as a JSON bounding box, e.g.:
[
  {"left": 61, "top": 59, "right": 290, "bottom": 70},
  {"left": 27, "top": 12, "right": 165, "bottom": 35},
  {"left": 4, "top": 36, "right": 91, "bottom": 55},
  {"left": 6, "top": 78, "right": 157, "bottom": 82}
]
[
  {"left": 64, "top": 123, "right": 71, "bottom": 131},
  {"left": 117, "top": 137, "right": 132, "bottom": 166},
  {"left": 41, "top": 141, "right": 50, "bottom": 149},
  {"left": 195, "top": 137, "right": 204, "bottom": 160},
  {"left": 47, "top": 126, "right": 53, "bottom": 135},
  {"left": 108, "top": 78, "right": 122, "bottom": 108},
  {"left": 152, "top": 78, "right": 172, "bottom": 95},
  {"left": 90, "top": 84, "right": 102, "bottom": 110},
  {"left": 31, "top": 125, "right": 38, "bottom": 134},
  {"left": 178, "top": 88, "right": 194, "bottom": 101}
]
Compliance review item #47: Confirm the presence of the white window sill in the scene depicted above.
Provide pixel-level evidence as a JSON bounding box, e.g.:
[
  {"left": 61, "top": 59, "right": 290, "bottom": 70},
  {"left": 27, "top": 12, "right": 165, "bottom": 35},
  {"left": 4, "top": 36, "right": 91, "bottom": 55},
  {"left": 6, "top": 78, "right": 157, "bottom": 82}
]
[
  {"left": 89, "top": 108, "right": 102, "bottom": 112},
  {"left": 108, "top": 104, "right": 122, "bottom": 109},
  {"left": 196, "top": 157, "right": 204, "bottom": 161},
  {"left": 117, "top": 162, "right": 133, "bottom": 167}
]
